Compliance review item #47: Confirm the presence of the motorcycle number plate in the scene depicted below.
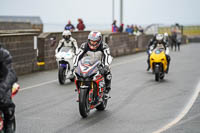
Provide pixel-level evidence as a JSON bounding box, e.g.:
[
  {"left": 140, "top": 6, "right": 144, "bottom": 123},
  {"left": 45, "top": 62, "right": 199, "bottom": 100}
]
[
  {"left": 80, "top": 85, "right": 89, "bottom": 89},
  {"left": 60, "top": 64, "right": 67, "bottom": 67}
]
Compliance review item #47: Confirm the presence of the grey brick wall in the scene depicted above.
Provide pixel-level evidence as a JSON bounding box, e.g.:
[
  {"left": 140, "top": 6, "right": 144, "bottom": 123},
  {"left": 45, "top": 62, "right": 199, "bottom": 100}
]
[{"left": 0, "top": 33, "right": 38, "bottom": 75}]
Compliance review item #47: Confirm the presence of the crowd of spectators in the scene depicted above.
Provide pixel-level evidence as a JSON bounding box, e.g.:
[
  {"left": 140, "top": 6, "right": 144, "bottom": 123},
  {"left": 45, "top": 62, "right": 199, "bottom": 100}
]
[
  {"left": 64, "top": 18, "right": 86, "bottom": 32},
  {"left": 125, "top": 25, "right": 143, "bottom": 35},
  {"left": 112, "top": 20, "right": 144, "bottom": 35}
]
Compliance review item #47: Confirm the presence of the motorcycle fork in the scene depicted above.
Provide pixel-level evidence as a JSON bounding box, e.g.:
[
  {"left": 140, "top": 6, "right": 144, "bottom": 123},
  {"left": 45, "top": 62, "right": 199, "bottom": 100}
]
[{"left": 88, "top": 82, "right": 94, "bottom": 103}]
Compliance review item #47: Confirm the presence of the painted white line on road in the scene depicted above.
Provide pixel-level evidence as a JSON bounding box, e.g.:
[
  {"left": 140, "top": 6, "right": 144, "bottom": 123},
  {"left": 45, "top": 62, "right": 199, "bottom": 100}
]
[
  {"left": 20, "top": 80, "right": 57, "bottom": 91},
  {"left": 20, "top": 55, "right": 145, "bottom": 91},
  {"left": 152, "top": 81, "right": 200, "bottom": 133}
]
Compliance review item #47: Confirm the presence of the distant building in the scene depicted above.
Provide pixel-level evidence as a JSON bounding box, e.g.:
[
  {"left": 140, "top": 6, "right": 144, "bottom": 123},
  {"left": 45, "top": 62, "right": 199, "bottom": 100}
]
[{"left": 0, "top": 16, "right": 43, "bottom": 32}]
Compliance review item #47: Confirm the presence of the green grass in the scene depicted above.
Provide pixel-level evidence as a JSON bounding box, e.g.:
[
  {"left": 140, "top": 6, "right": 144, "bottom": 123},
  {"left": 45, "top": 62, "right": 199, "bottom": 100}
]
[{"left": 158, "top": 26, "right": 200, "bottom": 36}]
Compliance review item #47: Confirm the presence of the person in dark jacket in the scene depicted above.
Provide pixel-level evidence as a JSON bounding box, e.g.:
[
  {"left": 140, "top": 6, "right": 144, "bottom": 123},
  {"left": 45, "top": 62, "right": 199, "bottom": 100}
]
[
  {"left": 0, "top": 43, "right": 17, "bottom": 133},
  {"left": 76, "top": 19, "right": 86, "bottom": 31},
  {"left": 118, "top": 24, "right": 124, "bottom": 32},
  {"left": 64, "top": 20, "right": 75, "bottom": 32}
]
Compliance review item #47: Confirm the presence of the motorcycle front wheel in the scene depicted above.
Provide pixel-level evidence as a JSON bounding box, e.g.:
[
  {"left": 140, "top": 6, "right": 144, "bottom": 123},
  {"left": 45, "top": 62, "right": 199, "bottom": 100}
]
[
  {"left": 58, "top": 67, "right": 66, "bottom": 85},
  {"left": 79, "top": 89, "right": 90, "bottom": 118}
]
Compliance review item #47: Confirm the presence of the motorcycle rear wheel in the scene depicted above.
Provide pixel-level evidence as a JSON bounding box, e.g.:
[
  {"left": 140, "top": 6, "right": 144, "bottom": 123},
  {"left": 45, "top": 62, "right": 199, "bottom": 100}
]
[
  {"left": 96, "top": 95, "right": 107, "bottom": 111},
  {"left": 79, "top": 89, "right": 90, "bottom": 118},
  {"left": 160, "top": 73, "right": 165, "bottom": 80}
]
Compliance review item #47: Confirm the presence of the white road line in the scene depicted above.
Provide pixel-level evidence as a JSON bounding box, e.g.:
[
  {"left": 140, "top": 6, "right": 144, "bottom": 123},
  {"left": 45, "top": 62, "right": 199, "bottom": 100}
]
[
  {"left": 20, "top": 80, "right": 57, "bottom": 91},
  {"left": 152, "top": 81, "right": 200, "bottom": 133},
  {"left": 20, "top": 55, "right": 145, "bottom": 91}
]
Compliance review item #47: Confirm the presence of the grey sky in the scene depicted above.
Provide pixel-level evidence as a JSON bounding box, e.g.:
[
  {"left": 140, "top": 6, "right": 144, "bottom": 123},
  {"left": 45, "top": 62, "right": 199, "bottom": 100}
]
[{"left": 1, "top": 0, "right": 200, "bottom": 31}]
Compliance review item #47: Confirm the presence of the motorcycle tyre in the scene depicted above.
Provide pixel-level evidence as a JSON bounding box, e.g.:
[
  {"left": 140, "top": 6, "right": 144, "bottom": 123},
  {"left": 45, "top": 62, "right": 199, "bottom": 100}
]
[
  {"left": 58, "top": 67, "right": 66, "bottom": 85},
  {"left": 79, "top": 89, "right": 90, "bottom": 118}
]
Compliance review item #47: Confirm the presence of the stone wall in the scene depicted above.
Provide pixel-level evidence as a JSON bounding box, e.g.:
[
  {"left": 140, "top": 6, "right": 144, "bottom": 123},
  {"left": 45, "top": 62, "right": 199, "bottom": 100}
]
[
  {"left": 0, "top": 29, "right": 42, "bottom": 34},
  {"left": 107, "top": 33, "right": 153, "bottom": 57},
  {"left": 0, "top": 22, "right": 32, "bottom": 30},
  {"left": 1, "top": 31, "right": 189, "bottom": 75},
  {"left": 0, "top": 33, "right": 38, "bottom": 75}
]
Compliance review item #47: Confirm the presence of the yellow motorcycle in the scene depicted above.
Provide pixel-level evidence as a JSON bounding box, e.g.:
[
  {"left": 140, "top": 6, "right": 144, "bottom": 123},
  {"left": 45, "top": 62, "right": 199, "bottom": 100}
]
[{"left": 150, "top": 45, "right": 168, "bottom": 81}]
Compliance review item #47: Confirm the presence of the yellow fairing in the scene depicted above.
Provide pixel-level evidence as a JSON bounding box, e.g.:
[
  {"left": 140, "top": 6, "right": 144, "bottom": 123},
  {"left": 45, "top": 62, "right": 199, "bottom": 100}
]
[{"left": 150, "top": 50, "right": 168, "bottom": 71}]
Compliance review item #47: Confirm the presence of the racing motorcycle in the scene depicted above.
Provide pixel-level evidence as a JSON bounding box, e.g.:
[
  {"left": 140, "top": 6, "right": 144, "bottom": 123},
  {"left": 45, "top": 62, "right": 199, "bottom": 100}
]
[
  {"left": 74, "top": 56, "right": 108, "bottom": 118},
  {"left": 0, "top": 83, "right": 20, "bottom": 132},
  {"left": 55, "top": 47, "right": 75, "bottom": 84},
  {"left": 150, "top": 44, "right": 168, "bottom": 81}
]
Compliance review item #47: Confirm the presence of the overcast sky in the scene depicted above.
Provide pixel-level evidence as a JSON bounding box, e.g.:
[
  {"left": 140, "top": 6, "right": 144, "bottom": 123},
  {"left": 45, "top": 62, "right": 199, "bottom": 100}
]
[{"left": 1, "top": 0, "right": 200, "bottom": 31}]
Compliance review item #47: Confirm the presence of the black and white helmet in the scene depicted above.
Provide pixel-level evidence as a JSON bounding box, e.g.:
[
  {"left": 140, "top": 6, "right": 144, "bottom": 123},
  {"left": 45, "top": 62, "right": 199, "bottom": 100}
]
[
  {"left": 62, "top": 30, "right": 71, "bottom": 41},
  {"left": 88, "top": 31, "right": 102, "bottom": 50},
  {"left": 156, "top": 34, "right": 164, "bottom": 43}
]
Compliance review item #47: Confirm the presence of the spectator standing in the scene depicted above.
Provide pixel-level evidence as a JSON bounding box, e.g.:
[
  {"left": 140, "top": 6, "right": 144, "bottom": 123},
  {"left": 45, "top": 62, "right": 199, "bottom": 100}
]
[
  {"left": 77, "top": 18, "right": 86, "bottom": 31},
  {"left": 112, "top": 20, "right": 118, "bottom": 32},
  {"left": 64, "top": 20, "right": 75, "bottom": 32},
  {"left": 118, "top": 24, "right": 124, "bottom": 32},
  {"left": 125, "top": 25, "right": 133, "bottom": 34},
  {"left": 130, "top": 25, "right": 134, "bottom": 33}
]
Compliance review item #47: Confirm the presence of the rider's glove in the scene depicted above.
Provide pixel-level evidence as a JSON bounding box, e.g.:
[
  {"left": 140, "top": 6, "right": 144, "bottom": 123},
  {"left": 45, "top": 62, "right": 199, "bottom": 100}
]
[
  {"left": 72, "top": 66, "right": 77, "bottom": 73},
  {"left": 103, "top": 65, "right": 109, "bottom": 74},
  {"left": 98, "top": 65, "right": 105, "bottom": 75}
]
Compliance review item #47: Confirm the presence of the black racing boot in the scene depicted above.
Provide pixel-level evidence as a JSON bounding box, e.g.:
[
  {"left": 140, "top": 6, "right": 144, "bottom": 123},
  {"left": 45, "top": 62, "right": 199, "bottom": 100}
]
[
  {"left": 166, "top": 55, "right": 171, "bottom": 74},
  {"left": 105, "top": 75, "right": 111, "bottom": 99},
  {"left": 146, "top": 61, "right": 150, "bottom": 71},
  {"left": 146, "top": 56, "right": 150, "bottom": 71},
  {"left": 5, "top": 117, "right": 16, "bottom": 133},
  {"left": 4, "top": 106, "right": 16, "bottom": 133},
  {"left": 147, "top": 65, "right": 150, "bottom": 71}
]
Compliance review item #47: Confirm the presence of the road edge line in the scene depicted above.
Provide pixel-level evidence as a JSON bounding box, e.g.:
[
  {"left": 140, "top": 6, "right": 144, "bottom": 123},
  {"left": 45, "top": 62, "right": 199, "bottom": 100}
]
[{"left": 152, "top": 81, "right": 200, "bottom": 133}]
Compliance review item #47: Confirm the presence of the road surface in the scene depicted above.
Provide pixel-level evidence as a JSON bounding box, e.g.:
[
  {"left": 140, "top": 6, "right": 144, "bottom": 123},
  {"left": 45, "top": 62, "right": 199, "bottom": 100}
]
[{"left": 14, "top": 43, "right": 200, "bottom": 133}]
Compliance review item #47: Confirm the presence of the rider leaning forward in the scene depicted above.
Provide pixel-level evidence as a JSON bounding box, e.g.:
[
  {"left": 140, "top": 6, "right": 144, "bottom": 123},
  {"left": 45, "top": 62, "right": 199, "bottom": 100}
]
[
  {"left": 73, "top": 31, "right": 113, "bottom": 97},
  {"left": 147, "top": 34, "right": 171, "bottom": 73}
]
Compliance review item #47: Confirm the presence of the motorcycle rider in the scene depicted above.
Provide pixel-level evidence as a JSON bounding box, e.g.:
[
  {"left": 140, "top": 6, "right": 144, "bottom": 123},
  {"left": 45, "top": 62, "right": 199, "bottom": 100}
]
[
  {"left": 55, "top": 30, "right": 78, "bottom": 55},
  {"left": 163, "top": 32, "right": 169, "bottom": 44},
  {"left": 73, "top": 31, "right": 113, "bottom": 97},
  {"left": 146, "top": 34, "right": 157, "bottom": 71},
  {"left": 55, "top": 30, "right": 78, "bottom": 78},
  {"left": 0, "top": 42, "right": 17, "bottom": 133},
  {"left": 147, "top": 34, "right": 171, "bottom": 73}
]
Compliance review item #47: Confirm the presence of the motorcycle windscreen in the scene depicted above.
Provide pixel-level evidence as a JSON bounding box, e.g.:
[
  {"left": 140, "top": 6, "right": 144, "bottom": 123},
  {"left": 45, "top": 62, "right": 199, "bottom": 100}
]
[
  {"left": 60, "top": 47, "right": 71, "bottom": 53},
  {"left": 77, "top": 56, "right": 99, "bottom": 78}
]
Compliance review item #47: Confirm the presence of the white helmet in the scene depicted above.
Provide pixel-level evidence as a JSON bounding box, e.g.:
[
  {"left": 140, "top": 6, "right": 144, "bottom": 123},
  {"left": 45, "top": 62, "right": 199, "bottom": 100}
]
[
  {"left": 62, "top": 30, "right": 71, "bottom": 41},
  {"left": 164, "top": 32, "right": 168, "bottom": 37},
  {"left": 62, "top": 30, "right": 71, "bottom": 36},
  {"left": 156, "top": 34, "right": 164, "bottom": 41}
]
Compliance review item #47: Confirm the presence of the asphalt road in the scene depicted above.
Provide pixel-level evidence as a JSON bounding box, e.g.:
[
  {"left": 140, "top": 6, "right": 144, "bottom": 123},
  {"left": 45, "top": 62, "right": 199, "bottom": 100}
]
[{"left": 14, "top": 43, "right": 200, "bottom": 133}]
